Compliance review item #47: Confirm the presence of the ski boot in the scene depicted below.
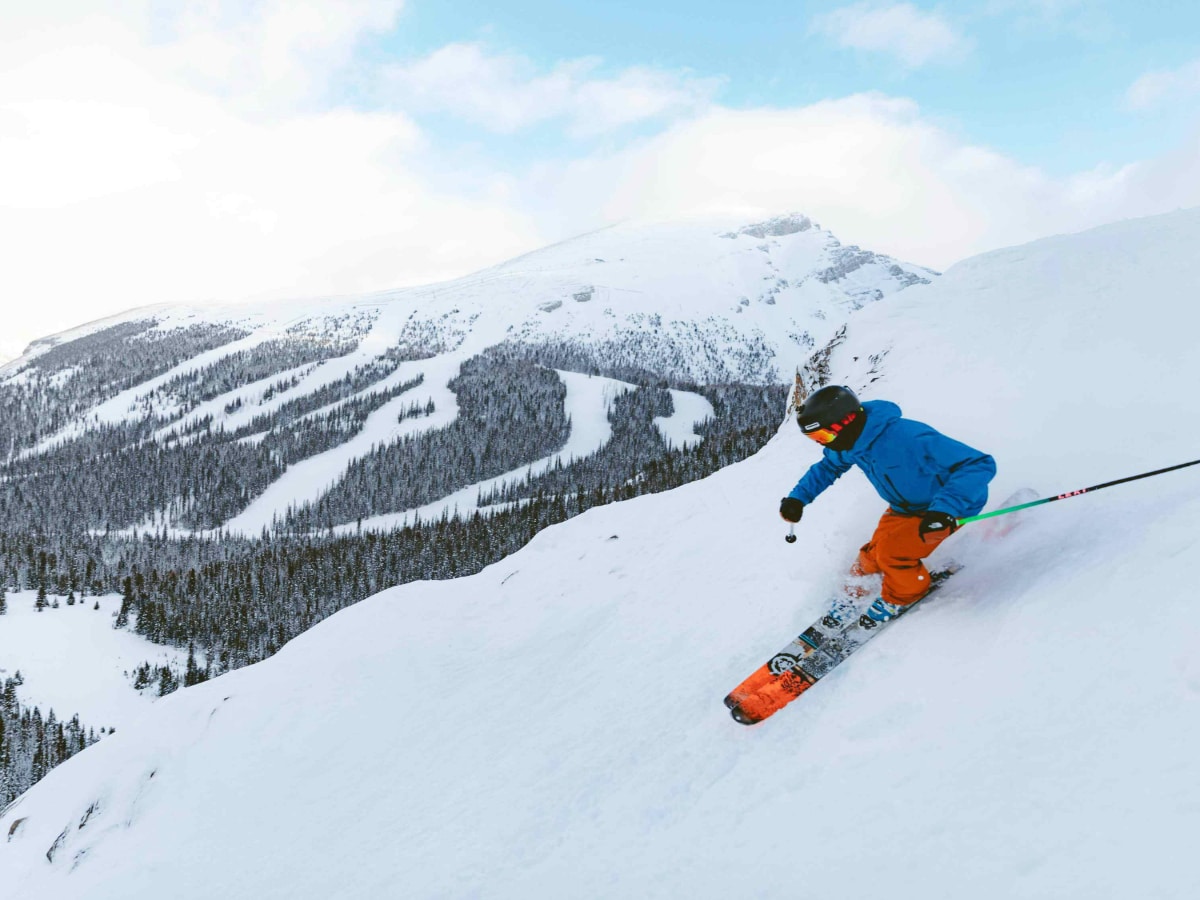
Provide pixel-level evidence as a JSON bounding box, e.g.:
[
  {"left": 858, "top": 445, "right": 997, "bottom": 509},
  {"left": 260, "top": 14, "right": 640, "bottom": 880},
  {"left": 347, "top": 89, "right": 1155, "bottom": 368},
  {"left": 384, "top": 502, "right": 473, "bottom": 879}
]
[
  {"left": 858, "top": 596, "right": 907, "bottom": 630},
  {"left": 823, "top": 573, "right": 881, "bottom": 628}
]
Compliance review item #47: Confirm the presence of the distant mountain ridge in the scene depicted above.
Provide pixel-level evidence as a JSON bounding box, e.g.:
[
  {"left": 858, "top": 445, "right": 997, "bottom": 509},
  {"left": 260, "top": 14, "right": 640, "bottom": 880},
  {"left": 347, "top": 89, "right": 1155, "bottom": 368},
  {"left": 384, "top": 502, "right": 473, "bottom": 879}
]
[
  {"left": 8, "top": 213, "right": 931, "bottom": 382},
  {"left": 0, "top": 214, "right": 933, "bottom": 537}
]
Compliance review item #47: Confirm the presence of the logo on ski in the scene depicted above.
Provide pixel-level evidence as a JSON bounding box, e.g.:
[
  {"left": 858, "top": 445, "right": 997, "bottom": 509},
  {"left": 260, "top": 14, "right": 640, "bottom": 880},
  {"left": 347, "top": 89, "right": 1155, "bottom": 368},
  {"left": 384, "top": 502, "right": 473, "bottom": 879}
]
[{"left": 768, "top": 653, "right": 802, "bottom": 675}]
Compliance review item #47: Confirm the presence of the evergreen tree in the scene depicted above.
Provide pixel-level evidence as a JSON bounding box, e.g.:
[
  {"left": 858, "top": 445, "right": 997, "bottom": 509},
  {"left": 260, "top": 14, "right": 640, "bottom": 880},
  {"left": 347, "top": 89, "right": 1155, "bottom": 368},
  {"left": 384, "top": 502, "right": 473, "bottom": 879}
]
[
  {"left": 0, "top": 356, "right": 785, "bottom": 684},
  {"left": 132, "top": 664, "right": 152, "bottom": 691},
  {"left": 0, "top": 673, "right": 101, "bottom": 803},
  {"left": 157, "top": 666, "right": 179, "bottom": 697},
  {"left": 115, "top": 576, "right": 133, "bottom": 628},
  {"left": 184, "top": 645, "right": 203, "bottom": 687}
]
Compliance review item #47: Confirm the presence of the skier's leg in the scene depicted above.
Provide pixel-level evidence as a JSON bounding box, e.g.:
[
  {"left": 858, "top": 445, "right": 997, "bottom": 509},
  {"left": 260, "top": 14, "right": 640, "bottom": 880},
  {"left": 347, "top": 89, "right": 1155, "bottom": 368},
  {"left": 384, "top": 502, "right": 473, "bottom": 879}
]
[
  {"left": 852, "top": 524, "right": 883, "bottom": 581},
  {"left": 873, "top": 510, "right": 953, "bottom": 607},
  {"left": 845, "top": 557, "right": 879, "bottom": 597},
  {"left": 824, "top": 512, "right": 888, "bottom": 624}
]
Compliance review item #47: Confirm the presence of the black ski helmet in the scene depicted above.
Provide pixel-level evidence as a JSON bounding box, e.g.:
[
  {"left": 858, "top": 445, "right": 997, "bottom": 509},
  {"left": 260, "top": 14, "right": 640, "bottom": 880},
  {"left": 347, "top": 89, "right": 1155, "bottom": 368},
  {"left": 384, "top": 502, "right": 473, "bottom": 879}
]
[{"left": 796, "top": 385, "right": 862, "bottom": 438}]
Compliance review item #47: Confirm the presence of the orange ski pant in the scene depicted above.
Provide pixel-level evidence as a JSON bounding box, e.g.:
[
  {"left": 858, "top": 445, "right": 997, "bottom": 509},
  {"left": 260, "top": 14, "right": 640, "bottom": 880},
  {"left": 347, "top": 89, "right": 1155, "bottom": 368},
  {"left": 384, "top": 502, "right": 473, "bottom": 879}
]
[{"left": 852, "top": 509, "right": 954, "bottom": 607}]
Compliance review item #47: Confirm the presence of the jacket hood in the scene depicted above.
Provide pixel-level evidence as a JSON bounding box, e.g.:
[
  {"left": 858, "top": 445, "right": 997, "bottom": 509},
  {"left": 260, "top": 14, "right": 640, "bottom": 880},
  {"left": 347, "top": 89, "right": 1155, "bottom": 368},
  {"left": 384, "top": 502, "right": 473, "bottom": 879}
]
[{"left": 854, "top": 399, "right": 902, "bottom": 453}]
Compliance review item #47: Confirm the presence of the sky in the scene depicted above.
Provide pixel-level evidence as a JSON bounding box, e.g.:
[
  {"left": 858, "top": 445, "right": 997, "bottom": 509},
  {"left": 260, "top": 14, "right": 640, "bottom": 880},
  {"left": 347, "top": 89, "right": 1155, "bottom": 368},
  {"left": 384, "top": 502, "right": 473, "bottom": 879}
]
[{"left": 2, "top": 0, "right": 1199, "bottom": 361}]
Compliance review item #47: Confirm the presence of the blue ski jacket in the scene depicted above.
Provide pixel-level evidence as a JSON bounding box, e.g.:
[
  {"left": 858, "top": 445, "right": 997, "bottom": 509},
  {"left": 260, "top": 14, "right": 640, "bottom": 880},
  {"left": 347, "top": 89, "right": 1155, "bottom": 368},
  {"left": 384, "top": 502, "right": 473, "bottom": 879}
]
[{"left": 788, "top": 400, "right": 996, "bottom": 519}]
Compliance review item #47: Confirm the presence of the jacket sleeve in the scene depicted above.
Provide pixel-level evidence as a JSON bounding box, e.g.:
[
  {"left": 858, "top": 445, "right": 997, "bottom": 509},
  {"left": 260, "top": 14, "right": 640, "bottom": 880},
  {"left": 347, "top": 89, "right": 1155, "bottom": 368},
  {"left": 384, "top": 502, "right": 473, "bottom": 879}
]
[
  {"left": 788, "top": 450, "right": 854, "bottom": 505},
  {"left": 922, "top": 431, "right": 997, "bottom": 519}
]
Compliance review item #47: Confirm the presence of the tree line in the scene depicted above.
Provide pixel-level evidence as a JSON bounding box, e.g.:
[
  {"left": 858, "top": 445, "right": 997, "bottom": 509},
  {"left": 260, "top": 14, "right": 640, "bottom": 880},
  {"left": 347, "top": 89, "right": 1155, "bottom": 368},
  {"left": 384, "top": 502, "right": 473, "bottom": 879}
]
[
  {"left": 0, "top": 388, "right": 781, "bottom": 678},
  {"left": 0, "top": 673, "right": 104, "bottom": 807},
  {"left": 0, "top": 307, "right": 799, "bottom": 802}
]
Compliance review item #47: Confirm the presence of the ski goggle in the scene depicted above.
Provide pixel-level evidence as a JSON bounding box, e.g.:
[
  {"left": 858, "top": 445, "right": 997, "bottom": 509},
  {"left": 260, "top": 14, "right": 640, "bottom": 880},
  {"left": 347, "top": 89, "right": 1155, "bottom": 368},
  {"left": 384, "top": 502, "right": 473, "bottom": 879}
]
[
  {"left": 800, "top": 425, "right": 840, "bottom": 445},
  {"left": 798, "top": 410, "right": 859, "bottom": 445}
]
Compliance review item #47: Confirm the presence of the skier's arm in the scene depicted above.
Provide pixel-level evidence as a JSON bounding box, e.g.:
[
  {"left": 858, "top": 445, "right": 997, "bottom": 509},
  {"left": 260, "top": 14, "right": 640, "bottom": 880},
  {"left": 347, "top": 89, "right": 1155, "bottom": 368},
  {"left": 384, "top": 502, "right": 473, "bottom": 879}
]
[
  {"left": 788, "top": 451, "right": 854, "bottom": 505},
  {"left": 923, "top": 432, "right": 996, "bottom": 519}
]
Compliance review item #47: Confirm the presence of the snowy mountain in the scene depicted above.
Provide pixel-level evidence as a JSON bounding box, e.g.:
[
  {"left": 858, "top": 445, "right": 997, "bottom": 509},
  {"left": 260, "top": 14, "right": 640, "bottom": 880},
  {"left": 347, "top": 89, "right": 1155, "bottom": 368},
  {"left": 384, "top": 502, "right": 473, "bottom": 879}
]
[
  {"left": 4, "top": 209, "right": 1198, "bottom": 898},
  {"left": 0, "top": 213, "right": 931, "bottom": 803},
  {"left": 0, "top": 213, "right": 930, "bottom": 539}
]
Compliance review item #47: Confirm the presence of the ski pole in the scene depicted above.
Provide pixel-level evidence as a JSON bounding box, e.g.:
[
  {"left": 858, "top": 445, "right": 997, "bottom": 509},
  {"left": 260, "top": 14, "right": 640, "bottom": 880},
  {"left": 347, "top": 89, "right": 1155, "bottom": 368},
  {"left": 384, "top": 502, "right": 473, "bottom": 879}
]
[
  {"left": 785, "top": 523, "right": 797, "bottom": 544},
  {"left": 957, "top": 457, "right": 1200, "bottom": 528}
]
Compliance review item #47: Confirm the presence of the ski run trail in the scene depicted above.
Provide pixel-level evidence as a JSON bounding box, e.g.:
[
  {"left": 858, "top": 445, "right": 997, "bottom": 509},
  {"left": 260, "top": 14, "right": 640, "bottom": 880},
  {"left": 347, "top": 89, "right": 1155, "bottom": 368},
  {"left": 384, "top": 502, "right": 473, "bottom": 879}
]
[{"left": 4, "top": 209, "right": 1200, "bottom": 898}]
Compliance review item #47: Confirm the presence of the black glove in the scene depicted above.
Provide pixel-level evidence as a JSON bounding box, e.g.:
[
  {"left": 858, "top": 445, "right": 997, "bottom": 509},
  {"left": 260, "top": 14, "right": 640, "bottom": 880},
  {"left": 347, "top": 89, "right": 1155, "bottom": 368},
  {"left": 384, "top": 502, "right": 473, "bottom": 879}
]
[
  {"left": 918, "top": 510, "right": 958, "bottom": 542},
  {"left": 779, "top": 497, "right": 805, "bottom": 523}
]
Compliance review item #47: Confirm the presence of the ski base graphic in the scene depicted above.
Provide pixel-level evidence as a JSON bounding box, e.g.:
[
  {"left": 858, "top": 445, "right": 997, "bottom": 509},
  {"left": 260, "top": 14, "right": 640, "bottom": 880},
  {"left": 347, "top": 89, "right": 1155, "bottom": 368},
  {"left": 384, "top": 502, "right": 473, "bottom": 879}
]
[{"left": 726, "top": 569, "right": 958, "bottom": 725}]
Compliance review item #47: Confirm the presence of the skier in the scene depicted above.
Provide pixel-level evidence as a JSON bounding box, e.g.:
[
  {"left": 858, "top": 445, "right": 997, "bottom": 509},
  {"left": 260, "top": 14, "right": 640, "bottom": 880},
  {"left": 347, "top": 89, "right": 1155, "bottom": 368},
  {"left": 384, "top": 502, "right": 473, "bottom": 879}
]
[{"left": 780, "top": 385, "right": 996, "bottom": 623}]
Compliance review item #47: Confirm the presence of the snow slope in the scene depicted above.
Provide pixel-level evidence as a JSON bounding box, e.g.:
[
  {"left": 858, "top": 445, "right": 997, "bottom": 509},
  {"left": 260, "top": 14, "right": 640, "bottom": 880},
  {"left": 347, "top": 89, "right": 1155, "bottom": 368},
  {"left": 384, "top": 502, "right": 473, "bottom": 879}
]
[
  {"left": 218, "top": 348, "right": 469, "bottom": 536},
  {"left": 0, "top": 592, "right": 184, "bottom": 732},
  {"left": 655, "top": 388, "right": 715, "bottom": 450},
  {"left": 329, "top": 370, "right": 676, "bottom": 534},
  {"left": 4, "top": 210, "right": 1200, "bottom": 898}
]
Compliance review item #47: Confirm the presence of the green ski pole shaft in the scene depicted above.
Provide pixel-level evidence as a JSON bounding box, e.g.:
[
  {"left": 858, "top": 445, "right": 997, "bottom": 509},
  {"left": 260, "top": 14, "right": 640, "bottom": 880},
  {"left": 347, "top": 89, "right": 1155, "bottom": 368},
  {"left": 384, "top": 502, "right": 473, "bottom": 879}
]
[{"left": 957, "top": 457, "right": 1200, "bottom": 527}]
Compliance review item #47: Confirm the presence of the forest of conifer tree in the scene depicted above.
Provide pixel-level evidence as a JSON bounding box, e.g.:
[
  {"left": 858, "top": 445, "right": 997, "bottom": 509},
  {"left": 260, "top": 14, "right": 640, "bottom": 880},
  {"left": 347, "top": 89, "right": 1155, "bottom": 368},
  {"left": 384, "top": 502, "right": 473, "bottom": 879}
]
[{"left": 0, "top": 306, "right": 823, "bottom": 803}]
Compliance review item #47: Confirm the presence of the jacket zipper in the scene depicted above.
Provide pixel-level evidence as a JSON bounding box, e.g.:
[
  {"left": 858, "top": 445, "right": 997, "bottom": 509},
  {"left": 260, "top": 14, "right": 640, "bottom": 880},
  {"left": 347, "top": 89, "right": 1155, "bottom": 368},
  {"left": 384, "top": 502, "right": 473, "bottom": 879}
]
[{"left": 877, "top": 470, "right": 914, "bottom": 513}]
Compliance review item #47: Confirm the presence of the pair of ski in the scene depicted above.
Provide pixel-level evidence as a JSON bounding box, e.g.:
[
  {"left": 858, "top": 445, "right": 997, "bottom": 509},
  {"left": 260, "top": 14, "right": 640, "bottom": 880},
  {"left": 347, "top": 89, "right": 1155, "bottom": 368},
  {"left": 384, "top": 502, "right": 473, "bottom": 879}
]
[{"left": 724, "top": 568, "right": 958, "bottom": 725}]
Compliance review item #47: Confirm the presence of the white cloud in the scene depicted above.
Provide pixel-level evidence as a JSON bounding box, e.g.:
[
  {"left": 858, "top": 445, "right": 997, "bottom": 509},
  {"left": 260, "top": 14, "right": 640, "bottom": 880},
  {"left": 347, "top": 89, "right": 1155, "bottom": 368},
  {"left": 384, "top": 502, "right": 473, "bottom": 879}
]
[
  {"left": 0, "top": 7, "right": 542, "bottom": 360},
  {"left": 535, "top": 94, "right": 1200, "bottom": 270},
  {"left": 1124, "top": 58, "right": 1200, "bottom": 111},
  {"left": 811, "top": 3, "right": 971, "bottom": 68},
  {"left": 152, "top": 0, "right": 408, "bottom": 108},
  {"left": 982, "top": 0, "right": 1109, "bottom": 38},
  {"left": 3, "top": 3, "right": 1199, "bottom": 366},
  {"left": 385, "top": 43, "right": 721, "bottom": 136}
]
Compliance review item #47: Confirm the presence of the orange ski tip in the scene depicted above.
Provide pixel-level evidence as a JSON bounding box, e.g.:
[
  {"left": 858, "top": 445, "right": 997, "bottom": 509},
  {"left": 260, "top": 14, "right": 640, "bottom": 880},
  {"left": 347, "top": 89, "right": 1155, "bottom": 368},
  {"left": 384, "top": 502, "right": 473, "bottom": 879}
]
[
  {"left": 732, "top": 670, "right": 816, "bottom": 724},
  {"left": 724, "top": 664, "right": 776, "bottom": 708}
]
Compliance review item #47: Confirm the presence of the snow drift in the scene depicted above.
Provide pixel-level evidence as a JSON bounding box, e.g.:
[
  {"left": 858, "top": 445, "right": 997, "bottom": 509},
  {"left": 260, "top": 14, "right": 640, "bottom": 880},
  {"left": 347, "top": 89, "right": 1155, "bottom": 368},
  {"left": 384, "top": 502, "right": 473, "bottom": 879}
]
[{"left": 3, "top": 210, "right": 1200, "bottom": 899}]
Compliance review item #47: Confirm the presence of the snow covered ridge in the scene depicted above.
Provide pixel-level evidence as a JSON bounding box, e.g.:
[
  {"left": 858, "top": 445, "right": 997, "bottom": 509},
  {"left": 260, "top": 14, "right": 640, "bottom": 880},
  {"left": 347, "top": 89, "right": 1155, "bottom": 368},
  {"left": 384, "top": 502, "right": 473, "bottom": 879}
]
[
  {"left": 0, "top": 215, "right": 932, "bottom": 537},
  {"left": 3, "top": 208, "right": 1199, "bottom": 898}
]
